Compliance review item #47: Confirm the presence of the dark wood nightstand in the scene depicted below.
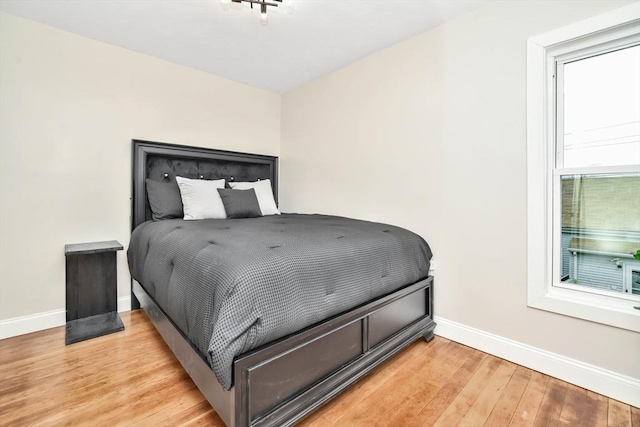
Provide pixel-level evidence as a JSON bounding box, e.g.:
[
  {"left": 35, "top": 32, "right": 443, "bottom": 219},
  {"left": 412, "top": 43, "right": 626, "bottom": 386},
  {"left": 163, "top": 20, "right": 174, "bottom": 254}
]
[{"left": 65, "top": 240, "right": 124, "bottom": 345}]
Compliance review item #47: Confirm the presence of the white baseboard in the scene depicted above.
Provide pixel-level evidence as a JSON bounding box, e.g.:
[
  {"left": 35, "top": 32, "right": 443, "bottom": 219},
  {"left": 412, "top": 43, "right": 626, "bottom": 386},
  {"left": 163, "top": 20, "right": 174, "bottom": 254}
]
[
  {"left": 0, "top": 308, "right": 66, "bottom": 340},
  {"left": 434, "top": 316, "right": 640, "bottom": 407},
  {"left": 0, "top": 296, "right": 132, "bottom": 340}
]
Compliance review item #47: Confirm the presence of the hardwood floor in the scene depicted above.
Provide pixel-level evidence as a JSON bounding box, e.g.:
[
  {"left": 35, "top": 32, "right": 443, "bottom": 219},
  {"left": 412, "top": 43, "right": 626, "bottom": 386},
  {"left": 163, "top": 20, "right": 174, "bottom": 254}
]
[{"left": 0, "top": 311, "right": 637, "bottom": 426}]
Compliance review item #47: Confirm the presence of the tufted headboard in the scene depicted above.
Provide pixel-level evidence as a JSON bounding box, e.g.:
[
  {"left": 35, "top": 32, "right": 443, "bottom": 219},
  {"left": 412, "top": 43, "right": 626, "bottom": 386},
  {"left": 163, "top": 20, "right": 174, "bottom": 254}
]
[{"left": 131, "top": 139, "right": 278, "bottom": 231}]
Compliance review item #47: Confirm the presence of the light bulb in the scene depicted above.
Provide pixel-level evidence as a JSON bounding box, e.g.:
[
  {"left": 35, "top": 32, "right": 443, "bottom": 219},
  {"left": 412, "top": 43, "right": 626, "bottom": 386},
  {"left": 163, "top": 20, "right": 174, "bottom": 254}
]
[{"left": 260, "top": 3, "right": 268, "bottom": 25}]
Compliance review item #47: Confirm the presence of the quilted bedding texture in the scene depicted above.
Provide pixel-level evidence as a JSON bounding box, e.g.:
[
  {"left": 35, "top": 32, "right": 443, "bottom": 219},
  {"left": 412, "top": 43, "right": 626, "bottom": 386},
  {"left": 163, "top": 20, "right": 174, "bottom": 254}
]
[{"left": 127, "top": 213, "right": 432, "bottom": 390}]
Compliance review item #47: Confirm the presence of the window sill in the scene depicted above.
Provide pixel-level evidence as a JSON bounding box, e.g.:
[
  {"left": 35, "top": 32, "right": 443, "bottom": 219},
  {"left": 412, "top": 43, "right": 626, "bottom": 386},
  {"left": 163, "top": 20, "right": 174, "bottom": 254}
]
[{"left": 528, "top": 286, "right": 640, "bottom": 331}]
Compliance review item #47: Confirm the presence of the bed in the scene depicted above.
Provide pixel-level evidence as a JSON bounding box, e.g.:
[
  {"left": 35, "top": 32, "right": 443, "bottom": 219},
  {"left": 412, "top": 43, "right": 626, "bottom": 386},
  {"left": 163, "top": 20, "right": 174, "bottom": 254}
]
[{"left": 129, "top": 139, "right": 436, "bottom": 427}]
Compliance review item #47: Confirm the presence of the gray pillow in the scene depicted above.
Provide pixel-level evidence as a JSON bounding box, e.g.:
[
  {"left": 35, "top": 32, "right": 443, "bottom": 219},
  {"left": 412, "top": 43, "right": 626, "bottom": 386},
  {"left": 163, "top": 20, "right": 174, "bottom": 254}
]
[
  {"left": 217, "top": 188, "right": 262, "bottom": 219},
  {"left": 146, "top": 179, "right": 184, "bottom": 220}
]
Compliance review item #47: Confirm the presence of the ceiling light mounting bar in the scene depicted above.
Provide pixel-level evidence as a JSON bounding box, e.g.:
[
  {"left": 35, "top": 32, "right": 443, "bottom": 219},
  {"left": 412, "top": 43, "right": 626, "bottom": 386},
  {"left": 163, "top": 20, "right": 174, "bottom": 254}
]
[
  {"left": 221, "top": 0, "right": 292, "bottom": 25},
  {"left": 231, "top": 0, "right": 282, "bottom": 7}
]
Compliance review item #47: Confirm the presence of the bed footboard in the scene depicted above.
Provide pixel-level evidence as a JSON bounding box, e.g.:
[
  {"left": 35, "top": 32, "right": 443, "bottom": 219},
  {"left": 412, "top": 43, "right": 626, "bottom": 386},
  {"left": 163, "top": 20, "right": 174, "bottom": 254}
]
[
  {"left": 234, "top": 276, "right": 435, "bottom": 427},
  {"left": 134, "top": 277, "right": 434, "bottom": 427}
]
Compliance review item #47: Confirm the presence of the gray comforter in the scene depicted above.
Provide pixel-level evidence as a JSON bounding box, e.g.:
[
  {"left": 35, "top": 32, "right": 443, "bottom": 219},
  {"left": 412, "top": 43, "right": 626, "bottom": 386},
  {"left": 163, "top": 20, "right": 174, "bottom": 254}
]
[{"left": 127, "top": 214, "right": 431, "bottom": 389}]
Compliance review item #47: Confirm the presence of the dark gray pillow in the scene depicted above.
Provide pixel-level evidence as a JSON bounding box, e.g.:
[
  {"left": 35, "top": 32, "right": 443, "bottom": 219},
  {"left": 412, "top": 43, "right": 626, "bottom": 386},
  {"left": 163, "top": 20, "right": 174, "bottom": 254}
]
[
  {"left": 217, "top": 188, "right": 262, "bottom": 219},
  {"left": 146, "top": 179, "right": 184, "bottom": 220}
]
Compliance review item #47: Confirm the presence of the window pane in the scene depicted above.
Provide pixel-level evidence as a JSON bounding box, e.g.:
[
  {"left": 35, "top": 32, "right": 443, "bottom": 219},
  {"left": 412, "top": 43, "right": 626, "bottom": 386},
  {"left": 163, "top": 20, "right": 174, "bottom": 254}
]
[
  {"left": 560, "top": 174, "right": 640, "bottom": 294},
  {"left": 562, "top": 45, "right": 640, "bottom": 168}
]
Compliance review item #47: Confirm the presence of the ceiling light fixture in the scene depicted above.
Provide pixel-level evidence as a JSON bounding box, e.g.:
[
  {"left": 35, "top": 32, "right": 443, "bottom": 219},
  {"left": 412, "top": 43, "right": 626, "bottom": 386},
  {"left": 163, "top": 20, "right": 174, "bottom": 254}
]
[{"left": 220, "top": 0, "right": 294, "bottom": 26}]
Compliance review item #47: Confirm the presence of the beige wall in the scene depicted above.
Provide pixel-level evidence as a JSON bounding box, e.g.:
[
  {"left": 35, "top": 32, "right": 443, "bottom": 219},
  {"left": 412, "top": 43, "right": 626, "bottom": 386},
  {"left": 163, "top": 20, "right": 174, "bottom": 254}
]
[
  {"left": 0, "top": 13, "right": 281, "bottom": 319},
  {"left": 280, "top": 0, "right": 640, "bottom": 379}
]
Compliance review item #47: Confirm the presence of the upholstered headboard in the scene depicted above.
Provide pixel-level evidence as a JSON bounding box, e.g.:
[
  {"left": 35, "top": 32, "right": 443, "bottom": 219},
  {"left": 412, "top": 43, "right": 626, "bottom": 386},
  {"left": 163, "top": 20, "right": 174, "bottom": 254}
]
[{"left": 131, "top": 139, "right": 278, "bottom": 230}]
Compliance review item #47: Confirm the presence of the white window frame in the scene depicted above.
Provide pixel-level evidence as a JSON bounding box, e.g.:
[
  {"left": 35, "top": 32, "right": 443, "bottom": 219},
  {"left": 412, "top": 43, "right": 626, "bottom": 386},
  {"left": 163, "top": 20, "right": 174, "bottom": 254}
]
[{"left": 527, "top": 3, "right": 640, "bottom": 331}]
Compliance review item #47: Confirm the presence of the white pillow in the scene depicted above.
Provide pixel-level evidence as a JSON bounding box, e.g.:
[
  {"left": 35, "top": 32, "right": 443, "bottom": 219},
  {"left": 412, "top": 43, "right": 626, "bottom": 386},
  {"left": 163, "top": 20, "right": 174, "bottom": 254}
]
[
  {"left": 175, "top": 177, "right": 226, "bottom": 220},
  {"left": 229, "top": 179, "right": 280, "bottom": 215}
]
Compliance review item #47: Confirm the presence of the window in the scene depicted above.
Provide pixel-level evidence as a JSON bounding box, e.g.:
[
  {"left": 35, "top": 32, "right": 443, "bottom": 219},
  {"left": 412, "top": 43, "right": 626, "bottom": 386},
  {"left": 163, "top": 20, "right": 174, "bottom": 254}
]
[{"left": 527, "top": 4, "right": 640, "bottom": 331}]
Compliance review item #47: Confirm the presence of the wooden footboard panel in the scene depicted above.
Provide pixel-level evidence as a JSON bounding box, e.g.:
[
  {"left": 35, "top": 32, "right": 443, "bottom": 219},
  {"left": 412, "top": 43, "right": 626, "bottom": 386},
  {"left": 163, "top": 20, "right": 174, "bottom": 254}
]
[{"left": 234, "top": 277, "right": 435, "bottom": 427}]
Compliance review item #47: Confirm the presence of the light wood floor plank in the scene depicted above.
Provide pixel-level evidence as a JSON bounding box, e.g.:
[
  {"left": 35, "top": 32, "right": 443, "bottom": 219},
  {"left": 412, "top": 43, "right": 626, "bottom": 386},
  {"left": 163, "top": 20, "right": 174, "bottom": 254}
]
[
  {"left": 156, "top": 401, "right": 222, "bottom": 427},
  {"left": 432, "top": 354, "right": 503, "bottom": 426},
  {"left": 533, "top": 376, "right": 567, "bottom": 427},
  {"left": 371, "top": 341, "right": 473, "bottom": 427},
  {"left": 299, "top": 339, "right": 430, "bottom": 427},
  {"left": 35, "top": 361, "right": 196, "bottom": 425},
  {"left": 608, "top": 399, "right": 632, "bottom": 427},
  {"left": 608, "top": 398, "right": 632, "bottom": 427},
  {"left": 1, "top": 347, "right": 178, "bottom": 423},
  {"left": 459, "top": 359, "right": 518, "bottom": 426},
  {"left": 406, "top": 348, "right": 488, "bottom": 427},
  {"left": 325, "top": 338, "right": 453, "bottom": 427},
  {"left": 178, "top": 409, "right": 225, "bottom": 427},
  {"left": 630, "top": 404, "right": 640, "bottom": 427},
  {"left": 510, "top": 370, "right": 550, "bottom": 426},
  {"left": 376, "top": 343, "right": 474, "bottom": 426},
  {"left": 484, "top": 366, "right": 532, "bottom": 426},
  {"left": 1, "top": 331, "right": 170, "bottom": 407},
  {"left": 557, "top": 382, "right": 589, "bottom": 426},
  {"left": 0, "top": 310, "right": 632, "bottom": 427},
  {"left": 584, "top": 390, "right": 610, "bottom": 427}
]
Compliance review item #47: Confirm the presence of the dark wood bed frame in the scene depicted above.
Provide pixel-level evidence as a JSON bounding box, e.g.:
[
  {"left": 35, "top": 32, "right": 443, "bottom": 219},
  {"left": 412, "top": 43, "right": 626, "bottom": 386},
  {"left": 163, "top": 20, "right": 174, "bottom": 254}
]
[{"left": 131, "top": 139, "right": 436, "bottom": 427}]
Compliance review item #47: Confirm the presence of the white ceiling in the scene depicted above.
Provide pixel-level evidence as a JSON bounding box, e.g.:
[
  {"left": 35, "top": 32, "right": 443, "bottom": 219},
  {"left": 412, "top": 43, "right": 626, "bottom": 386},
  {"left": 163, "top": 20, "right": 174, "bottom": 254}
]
[{"left": 0, "top": 0, "right": 485, "bottom": 94}]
